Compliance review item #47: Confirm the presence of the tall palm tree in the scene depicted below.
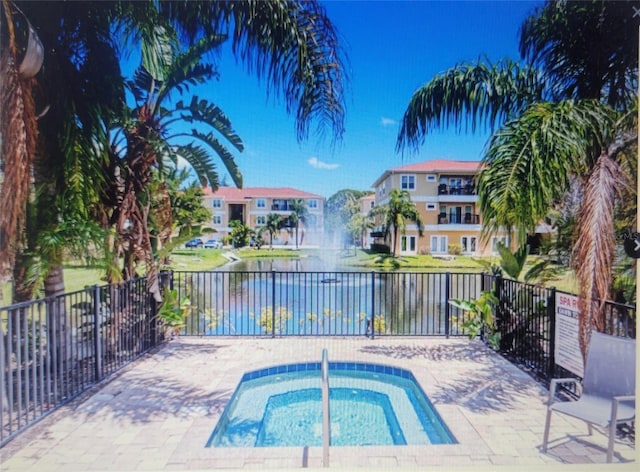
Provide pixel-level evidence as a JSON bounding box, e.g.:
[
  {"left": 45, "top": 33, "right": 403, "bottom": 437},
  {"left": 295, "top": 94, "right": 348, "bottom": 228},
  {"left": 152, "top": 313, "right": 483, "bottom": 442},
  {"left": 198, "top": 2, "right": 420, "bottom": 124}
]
[
  {"left": 372, "top": 189, "right": 424, "bottom": 257},
  {"left": 0, "top": 0, "right": 41, "bottom": 298},
  {"left": 265, "top": 213, "right": 282, "bottom": 250},
  {"left": 396, "top": 0, "right": 637, "bottom": 360},
  {"left": 2, "top": 0, "right": 347, "bottom": 301},
  {"left": 102, "top": 33, "right": 245, "bottom": 295},
  {"left": 288, "top": 199, "right": 308, "bottom": 249}
]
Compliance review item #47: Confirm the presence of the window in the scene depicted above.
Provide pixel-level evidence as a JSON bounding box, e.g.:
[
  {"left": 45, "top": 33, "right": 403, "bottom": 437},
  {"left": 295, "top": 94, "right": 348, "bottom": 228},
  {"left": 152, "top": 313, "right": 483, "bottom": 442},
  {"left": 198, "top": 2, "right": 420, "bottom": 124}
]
[
  {"left": 256, "top": 199, "right": 266, "bottom": 209},
  {"left": 212, "top": 199, "right": 221, "bottom": 208},
  {"left": 370, "top": 200, "right": 375, "bottom": 208},
  {"left": 213, "top": 215, "right": 222, "bottom": 225},
  {"left": 426, "top": 203, "right": 436, "bottom": 211},
  {"left": 430, "top": 235, "right": 448, "bottom": 254},
  {"left": 308, "top": 199, "right": 318, "bottom": 209},
  {"left": 256, "top": 215, "right": 266, "bottom": 225},
  {"left": 401, "top": 174, "right": 415, "bottom": 190},
  {"left": 426, "top": 174, "right": 436, "bottom": 182}
]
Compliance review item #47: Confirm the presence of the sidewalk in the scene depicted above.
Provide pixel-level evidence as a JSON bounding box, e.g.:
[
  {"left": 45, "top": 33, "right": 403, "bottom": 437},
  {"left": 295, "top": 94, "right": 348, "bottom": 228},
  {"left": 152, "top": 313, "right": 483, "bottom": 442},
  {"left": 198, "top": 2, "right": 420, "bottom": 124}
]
[{"left": 0, "top": 337, "right": 635, "bottom": 470}]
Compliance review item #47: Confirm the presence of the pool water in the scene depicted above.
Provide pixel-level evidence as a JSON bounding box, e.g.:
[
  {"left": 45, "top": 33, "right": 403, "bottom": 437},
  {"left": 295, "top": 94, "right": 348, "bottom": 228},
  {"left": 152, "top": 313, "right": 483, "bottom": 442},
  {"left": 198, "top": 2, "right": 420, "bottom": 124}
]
[{"left": 207, "top": 362, "right": 455, "bottom": 447}]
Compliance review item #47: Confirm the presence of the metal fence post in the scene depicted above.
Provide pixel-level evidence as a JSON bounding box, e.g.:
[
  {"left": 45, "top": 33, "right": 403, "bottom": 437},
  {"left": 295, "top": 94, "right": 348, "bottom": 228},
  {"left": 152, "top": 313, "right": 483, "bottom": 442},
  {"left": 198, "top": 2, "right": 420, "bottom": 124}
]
[
  {"left": 547, "top": 286, "right": 557, "bottom": 382},
  {"left": 92, "top": 285, "right": 103, "bottom": 382},
  {"left": 370, "top": 271, "right": 375, "bottom": 339},
  {"left": 445, "top": 272, "right": 451, "bottom": 338},
  {"left": 271, "top": 270, "right": 276, "bottom": 338}
]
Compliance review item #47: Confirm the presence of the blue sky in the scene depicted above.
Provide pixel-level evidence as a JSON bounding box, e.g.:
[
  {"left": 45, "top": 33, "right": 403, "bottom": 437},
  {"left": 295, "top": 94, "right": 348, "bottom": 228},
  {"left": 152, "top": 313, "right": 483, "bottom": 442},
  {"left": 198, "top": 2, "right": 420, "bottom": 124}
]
[{"left": 185, "top": 0, "right": 542, "bottom": 198}]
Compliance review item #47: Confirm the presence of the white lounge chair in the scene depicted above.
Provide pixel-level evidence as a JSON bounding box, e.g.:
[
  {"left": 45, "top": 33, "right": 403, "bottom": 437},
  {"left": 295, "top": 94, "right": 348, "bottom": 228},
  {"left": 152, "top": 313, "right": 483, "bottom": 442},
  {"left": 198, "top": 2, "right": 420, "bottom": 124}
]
[{"left": 542, "top": 331, "right": 636, "bottom": 462}]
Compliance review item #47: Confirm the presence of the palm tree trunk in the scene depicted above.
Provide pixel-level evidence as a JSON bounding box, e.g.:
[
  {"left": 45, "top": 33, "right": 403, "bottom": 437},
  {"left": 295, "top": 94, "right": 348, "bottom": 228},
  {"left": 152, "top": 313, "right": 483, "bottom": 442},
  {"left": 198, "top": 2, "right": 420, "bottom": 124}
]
[{"left": 392, "top": 227, "right": 399, "bottom": 257}]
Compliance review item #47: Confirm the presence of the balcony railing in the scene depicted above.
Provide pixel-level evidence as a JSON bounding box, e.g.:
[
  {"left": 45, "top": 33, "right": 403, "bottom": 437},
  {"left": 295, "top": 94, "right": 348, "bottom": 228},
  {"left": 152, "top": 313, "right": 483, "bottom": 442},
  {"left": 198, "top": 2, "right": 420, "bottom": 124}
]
[
  {"left": 438, "top": 213, "right": 480, "bottom": 224},
  {"left": 438, "top": 184, "right": 476, "bottom": 195}
]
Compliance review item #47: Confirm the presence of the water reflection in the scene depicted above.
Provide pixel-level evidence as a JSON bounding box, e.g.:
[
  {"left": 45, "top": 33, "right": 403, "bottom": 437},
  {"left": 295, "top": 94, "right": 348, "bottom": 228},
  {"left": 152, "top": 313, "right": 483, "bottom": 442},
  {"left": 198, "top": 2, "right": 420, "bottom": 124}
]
[{"left": 177, "top": 260, "right": 482, "bottom": 337}]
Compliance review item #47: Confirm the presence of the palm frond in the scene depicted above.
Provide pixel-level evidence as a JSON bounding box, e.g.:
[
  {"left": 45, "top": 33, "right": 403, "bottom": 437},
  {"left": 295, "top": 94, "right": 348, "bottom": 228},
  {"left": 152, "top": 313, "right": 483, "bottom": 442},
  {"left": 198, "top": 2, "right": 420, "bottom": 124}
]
[
  {"left": 479, "top": 100, "right": 617, "bottom": 244},
  {"left": 176, "top": 96, "right": 244, "bottom": 152},
  {"left": 573, "top": 153, "right": 627, "bottom": 361},
  {"left": 396, "top": 58, "right": 545, "bottom": 152},
  {"left": 519, "top": 0, "right": 638, "bottom": 110},
  {"left": 170, "top": 143, "right": 220, "bottom": 189},
  {"left": 160, "top": 0, "right": 347, "bottom": 142},
  {"left": 140, "top": 24, "right": 177, "bottom": 82},
  {"left": 0, "top": 33, "right": 38, "bottom": 282},
  {"left": 190, "top": 129, "right": 242, "bottom": 188}
]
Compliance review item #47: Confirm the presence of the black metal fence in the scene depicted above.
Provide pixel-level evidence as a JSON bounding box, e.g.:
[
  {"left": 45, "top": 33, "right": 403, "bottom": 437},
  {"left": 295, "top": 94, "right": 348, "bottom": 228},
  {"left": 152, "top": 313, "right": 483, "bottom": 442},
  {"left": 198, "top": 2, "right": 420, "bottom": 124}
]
[
  {"left": 484, "top": 274, "right": 636, "bottom": 389},
  {"left": 170, "top": 271, "right": 484, "bottom": 337},
  {"left": 0, "top": 277, "right": 165, "bottom": 447},
  {"left": 1, "top": 269, "right": 635, "bottom": 446}
]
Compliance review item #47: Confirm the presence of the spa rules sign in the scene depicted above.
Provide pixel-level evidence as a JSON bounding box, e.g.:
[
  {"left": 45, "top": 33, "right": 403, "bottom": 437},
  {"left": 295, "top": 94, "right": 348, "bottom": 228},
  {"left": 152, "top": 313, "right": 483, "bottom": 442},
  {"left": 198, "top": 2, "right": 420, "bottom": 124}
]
[{"left": 554, "top": 293, "right": 584, "bottom": 377}]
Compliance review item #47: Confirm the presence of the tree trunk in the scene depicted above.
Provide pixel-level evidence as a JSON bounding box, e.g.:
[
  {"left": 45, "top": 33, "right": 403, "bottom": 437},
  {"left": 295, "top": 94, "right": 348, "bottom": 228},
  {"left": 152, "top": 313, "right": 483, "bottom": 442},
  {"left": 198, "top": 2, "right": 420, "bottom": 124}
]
[{"left": 392, "top": 227, "right": 398, "bottom": 257}]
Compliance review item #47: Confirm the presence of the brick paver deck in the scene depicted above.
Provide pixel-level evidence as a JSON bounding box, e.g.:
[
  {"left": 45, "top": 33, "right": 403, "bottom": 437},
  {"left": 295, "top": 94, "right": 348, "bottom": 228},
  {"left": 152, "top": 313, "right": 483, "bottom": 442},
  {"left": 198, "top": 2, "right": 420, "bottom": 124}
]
[{"left": 0, "top": 337, "right": 635, "bottom": 470}]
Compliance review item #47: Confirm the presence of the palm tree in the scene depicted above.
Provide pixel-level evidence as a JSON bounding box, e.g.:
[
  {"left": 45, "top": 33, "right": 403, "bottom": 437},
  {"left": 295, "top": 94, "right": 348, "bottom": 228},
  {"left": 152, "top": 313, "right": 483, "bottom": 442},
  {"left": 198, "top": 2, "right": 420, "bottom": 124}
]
[
  {"left": 286, "top": 199, "right": 308, "bottom": 249},
  {"left": 0, "top": 0, "right": 41, "bottom": 298},
  {"left": 101, "top": 34, "right": 245, "bottom": 296},
  {"left": 265, "top": 213, "right": 282, "bottom": 250},
  {"left": 2, "top": 0, "right": 347, "bottom": 301},
  {"left": 158, "top": 0, "right": 346, "bottom": 142},
  {"left": 372, "top": 189, "right": 424, "bottom": 257},
  {"left": 396, "top": 0, "right": 637, "bottom": 360},
  {"left": 348, "top": 213, "right": 374, "bottom": 249}
]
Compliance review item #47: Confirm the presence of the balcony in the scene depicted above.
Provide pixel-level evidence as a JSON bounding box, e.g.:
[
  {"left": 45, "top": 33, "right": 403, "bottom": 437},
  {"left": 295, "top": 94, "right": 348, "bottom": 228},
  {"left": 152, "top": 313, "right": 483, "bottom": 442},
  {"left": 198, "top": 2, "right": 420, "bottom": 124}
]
[
  {"left": 438, "top": 184, "right": 476, "bottom": 195},
  {"left": 438, "top": 213, "right": 480, "bottom": 225},
  {"left": 271, "top": 203, "right": 292, "bottom": 211}
]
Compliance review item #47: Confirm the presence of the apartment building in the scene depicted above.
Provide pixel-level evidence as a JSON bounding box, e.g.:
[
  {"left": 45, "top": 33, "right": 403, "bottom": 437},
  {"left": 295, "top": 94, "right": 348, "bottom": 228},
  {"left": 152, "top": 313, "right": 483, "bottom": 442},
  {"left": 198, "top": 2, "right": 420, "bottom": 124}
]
[
  {"left": 202, "top": 187, "right": 325, "bottom": 246},
  {"left": 371, "top": 159, "right": 510, "bottom": 256}
]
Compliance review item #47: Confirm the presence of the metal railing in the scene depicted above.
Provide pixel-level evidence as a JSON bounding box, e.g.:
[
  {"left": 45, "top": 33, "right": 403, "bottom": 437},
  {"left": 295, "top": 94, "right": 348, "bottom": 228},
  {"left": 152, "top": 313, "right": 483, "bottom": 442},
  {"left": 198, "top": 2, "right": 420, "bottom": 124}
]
[
  {"left": 484, "top": 274, "right": 636, "bottom": 389},
  {"left": 1, "top": 277, "right": 165, "bottom": 446},
  {"left": 170, "top": 271, "right": 483, "bottom": 337},
  {"left": 1, "top": 269, "right": 635, "bottom": 447}
]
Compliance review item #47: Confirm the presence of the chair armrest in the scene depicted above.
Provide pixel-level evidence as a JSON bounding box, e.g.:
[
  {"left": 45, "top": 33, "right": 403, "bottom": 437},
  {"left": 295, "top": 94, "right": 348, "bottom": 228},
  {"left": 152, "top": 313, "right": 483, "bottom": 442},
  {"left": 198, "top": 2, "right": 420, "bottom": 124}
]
[
  {"left": 612, "top": 395, "right": 635, "bottom": 403},
  {"left": 548, "top": 378, "right": 580, "bottom": 405},
  {"left": 611, "top": 395, "right": 635, "bottom": 423}
]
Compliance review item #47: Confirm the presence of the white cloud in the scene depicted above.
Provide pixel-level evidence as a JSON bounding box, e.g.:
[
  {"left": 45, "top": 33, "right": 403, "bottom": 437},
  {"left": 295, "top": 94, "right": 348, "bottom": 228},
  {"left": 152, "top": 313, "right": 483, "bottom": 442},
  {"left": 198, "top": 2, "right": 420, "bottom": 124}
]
[
  {"left": 308, "top": 156, "right": 339, "bottom": 170},
  {"left": 380, "top": 117, "right": 397, "bottom": 127}
]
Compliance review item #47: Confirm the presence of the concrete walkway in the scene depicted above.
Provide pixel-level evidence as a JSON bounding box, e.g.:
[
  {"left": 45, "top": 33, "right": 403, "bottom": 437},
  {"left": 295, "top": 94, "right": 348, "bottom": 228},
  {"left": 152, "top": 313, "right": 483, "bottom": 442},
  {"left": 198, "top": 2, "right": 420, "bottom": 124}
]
[{"left": 0, "top": 337, "right": 635, "bottom": 471}]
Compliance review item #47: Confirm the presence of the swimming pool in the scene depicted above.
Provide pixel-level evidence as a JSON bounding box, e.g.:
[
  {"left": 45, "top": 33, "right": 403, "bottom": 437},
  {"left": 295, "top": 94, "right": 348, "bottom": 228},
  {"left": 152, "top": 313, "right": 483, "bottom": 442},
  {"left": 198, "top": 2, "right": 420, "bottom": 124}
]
[{"left": 207, "top": 362, "right": 455, "bottom": 447}]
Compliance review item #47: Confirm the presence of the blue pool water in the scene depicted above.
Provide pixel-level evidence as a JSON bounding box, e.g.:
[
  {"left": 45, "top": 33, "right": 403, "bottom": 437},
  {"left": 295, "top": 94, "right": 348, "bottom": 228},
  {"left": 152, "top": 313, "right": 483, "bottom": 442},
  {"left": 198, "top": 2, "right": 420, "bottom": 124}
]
[{"left": 207, "top": 362, "right": 455, "bottom": 447}]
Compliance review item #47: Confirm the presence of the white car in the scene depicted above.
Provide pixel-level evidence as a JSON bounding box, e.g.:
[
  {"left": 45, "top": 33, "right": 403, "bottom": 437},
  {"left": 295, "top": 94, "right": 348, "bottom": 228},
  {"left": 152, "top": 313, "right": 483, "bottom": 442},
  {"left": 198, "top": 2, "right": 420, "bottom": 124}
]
[{"left": 203, "top": 239, "right": 223, "bottom": 249}]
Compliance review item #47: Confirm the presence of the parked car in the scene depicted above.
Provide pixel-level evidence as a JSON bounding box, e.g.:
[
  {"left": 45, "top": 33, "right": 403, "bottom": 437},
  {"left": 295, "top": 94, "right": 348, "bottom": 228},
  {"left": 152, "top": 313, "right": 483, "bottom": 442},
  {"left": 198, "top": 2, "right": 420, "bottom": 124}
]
[
  {"left": 185, "top": 238, "right": 204, "bottom": 248},
  {"left": 203, "top": 239, "right": 223, "bottom": 249}
]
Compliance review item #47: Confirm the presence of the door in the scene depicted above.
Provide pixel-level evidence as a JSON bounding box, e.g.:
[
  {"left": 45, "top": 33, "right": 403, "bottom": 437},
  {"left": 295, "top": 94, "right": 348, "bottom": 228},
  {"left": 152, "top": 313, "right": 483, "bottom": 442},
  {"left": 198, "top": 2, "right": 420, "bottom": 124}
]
[
  {"left": 461, "top": 236, "right": 477, "bottom": 255},
  {"left": 400, "top": 235, "right": 417, "bottom": 254},
  {"left": 430, "top": 235, "right": 448, "bottom": 254}
]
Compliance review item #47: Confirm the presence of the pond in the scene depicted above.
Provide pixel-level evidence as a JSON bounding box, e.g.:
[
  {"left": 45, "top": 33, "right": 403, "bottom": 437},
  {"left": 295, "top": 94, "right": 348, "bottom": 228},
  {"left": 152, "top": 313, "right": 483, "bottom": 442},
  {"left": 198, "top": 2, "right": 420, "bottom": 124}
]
[{"left": 172, "top": 259, "right": 484, "bottom": 337}]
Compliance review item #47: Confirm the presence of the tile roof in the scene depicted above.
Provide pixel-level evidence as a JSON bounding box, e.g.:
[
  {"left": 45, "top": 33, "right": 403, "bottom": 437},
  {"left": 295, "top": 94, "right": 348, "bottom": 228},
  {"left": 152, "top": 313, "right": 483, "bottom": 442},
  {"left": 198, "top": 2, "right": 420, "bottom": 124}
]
[
  {"left": 372, "top": 159, "right": 482, "bottom": 187},
  {"left": 202, "top": 186, "right": 323, "bottom": 200},
  {"left": 389, "top": 159, "right": 481, "bottom": 173}
]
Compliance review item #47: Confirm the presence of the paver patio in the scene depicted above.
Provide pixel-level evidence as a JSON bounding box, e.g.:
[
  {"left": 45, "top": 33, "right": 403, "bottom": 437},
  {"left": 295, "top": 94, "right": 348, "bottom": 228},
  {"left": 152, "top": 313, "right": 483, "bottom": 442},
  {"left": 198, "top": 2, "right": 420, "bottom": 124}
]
[{"left": 0, "top": 337, "right": 635, "bottom": 470}]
